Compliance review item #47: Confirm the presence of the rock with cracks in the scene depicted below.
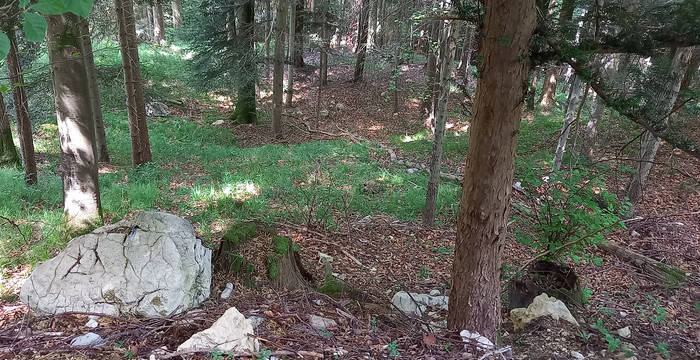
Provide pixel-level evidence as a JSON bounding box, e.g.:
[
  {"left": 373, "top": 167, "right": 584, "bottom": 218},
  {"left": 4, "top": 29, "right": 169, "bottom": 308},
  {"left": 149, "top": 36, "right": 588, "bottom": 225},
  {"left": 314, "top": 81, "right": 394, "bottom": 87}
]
[
  {"left": 391, "top": 291, "right": 449, "bottom": 318},
  {"left": 177, "top": 307, "right": 259, "bottom": 353},
  {"left": 510, "top": 293, "right": 579, "bottom": 330},
  {"left": 20, "top": 212, "right": 211, "bottom": 317},
  {"left": 145, "top": 102, "right": 171, "bottom": 117}
]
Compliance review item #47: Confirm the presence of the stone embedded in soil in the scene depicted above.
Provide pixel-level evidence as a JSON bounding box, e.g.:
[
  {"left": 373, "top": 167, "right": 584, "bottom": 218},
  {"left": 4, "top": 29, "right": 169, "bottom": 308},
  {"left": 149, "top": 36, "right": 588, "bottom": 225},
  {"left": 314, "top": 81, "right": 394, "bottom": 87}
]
[
  {"left": 391, "top": 291, "right": 449, "bottom": 318},
  {"left": 178, "top": 307, "right": 259, "bottom": 353},
  {"left": 309, "top": 315, "right": 338, "bottom": 331},
  {"left": 221, "top": 283, "right": 234, "bottom": 299},
  {"left": 20, "top": 212, "right": 212, "bottom": 317},
  {"left": 617, "top": 326, "right": 631, "bottom": 338},
  {"left": 510, "top": 293, "right": 579, "bottom": 330},
  {"left": 70, "top": 332, "right": 105, "bottom": 348}
]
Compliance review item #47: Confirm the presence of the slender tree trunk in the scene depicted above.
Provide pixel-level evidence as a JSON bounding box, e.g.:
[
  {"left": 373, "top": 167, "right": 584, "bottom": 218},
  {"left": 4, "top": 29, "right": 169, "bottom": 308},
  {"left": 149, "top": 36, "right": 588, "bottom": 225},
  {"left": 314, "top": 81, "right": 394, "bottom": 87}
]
[
  {"left": 0, "top": 93, "right": 21, "bottom": 168},
  {"left": 46, "top": 12, "right": 103, "bottom": 233},
  {"left": 153, "top": 3, "right": 166, "bottom": 43},
  {"left": 78, "top": 18, "right": 109, "bottom": 163},
  {"left": 457, "top": 24, "right": 474, "bottom": 77},
  {"left": 293, "top": 0, "right": 305, "bottom": 67},
  {"left": 172, "top": 0, "right": 183, "bottom": 28},
  {"left": 376, "top": 0, "right": 385, "bottom": 49},
  {"left": 421, "top": 22, "right": 441, "bottom": 131},
  {"left": 352, "top": 0, "right": 370, "bottom": 82},
  {"left": 526, "top": 68, "right": 539, "bottom": 111},
  {"left": 319, "top": 0, "right": 330, "bottom": 86},
  {"left": 272, "top": 0, "right": 288, "bottom": 137},
  {"left": 231, "top": 0, "right": 257, "bottom": 124},
  {"left": 581, "top": 92, "right": 604, "bottom": 161},
  {"left": 285, "top": 0, "right": 296, "bottom": 106},
  {"left": 447, "top": 0, "right": 536, "bottom": 341},
  {"left": 625, "top": 47, "right": 692, "bottom": 207},
  {"left": 675, "top": 47, "right": 699, "bottom": 111},
  {"left": 265, "top": 0, "right": 272, "bottom": 77},
  {"left": 368, "top": 0, "right": 378, "bottom": 48},
  {"left": 146, "top": 5, "right": 154, "bottom": 41},
  {"left": 423, "top": 22, "right": 458, "bottom": 227},
  {"left": 116, "top": 0, "right": 153, "bottom": 165},
  {"left": 539, "top": 67, "right": 558, "bottom": 108},
  {"left": 553, "top": 74, "right": 583, "bottom": 170},
  {"left": 5, "top": 29, "right": 37, "bottom": 185}
]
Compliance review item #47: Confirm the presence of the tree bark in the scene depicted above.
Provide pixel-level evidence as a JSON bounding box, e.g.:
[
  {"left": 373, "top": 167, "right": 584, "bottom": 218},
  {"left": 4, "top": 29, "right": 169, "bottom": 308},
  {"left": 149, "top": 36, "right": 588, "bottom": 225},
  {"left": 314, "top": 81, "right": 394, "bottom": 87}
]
[
  {"left": 46, "top": 12, "right": 103, "bottom": 233},
  {"left": 231, "top": 0, "right": 257, "bottom": 124},
  {"left": 539, "top": 67, "right": 558, "bottom": 108},
  {"left": 172, "top": 0, "right": 183, "bottom": 28},
  {"left": 264, "top": 0, "right": 272, "bottom": 77},
  {"left": 526, "top": 68, "right": 539, "bottom": 111},
  {"left": 319, "top": 0, "right": 330, "bottom": 86},
  {"left": 272, "top": 0, "right": 288, "bottom": 137},
  {"left": 367, "top": 0, "right": 378, "bottom": 48},
  {"left": 625, "top": 47, "right": 692, "bottom": 207},
  {"left": 5, "top": 29, "right": 38, "bottom": 185},
  {"left": 457, "top": 24, "right": 474, "bottom": 78},
  {"left": 581, "top": 92, "right": 604, "bottom": 161},
  {"left": 447, "top": 0, "right": 536, "bottom": 342},
  {"left": 0, "top": 92, "right": 21, "bottom": 168},
  {"left": 153, "top": 3, "right": 166, "bottom": 43},
  {"left": 293, "top": 0, "right": 305, "bottom": 68},
  {"left": 553, "top": 74, "right": 583, "bottom": 170},
  {"left": 423, "top": 22, "right": 458, "bottom": 227},
  {"left": 285, "top": 0, "right": 296, "bottom": 106},
  {"left": 116, "top": 0, "right": 153, "bottom": 165},
  {"left": 352, "top": 0, "right": 370, "bottom": 82},
  {"left": 78, "top": 18, "right": 109, "bottom": 163},
  {"left": 421, "top": 22, "right": 441, "bottom": 132},
  {"left": 145, "top": 4, "right": 154, "bottom": 42}
]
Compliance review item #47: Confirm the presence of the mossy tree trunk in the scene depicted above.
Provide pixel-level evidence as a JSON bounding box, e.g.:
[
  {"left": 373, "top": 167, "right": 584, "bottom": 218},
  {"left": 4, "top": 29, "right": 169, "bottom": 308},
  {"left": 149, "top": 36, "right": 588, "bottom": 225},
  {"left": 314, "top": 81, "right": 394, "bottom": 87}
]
[
  {"left": 269, "top": 237, "right": 311, "bottom": 290},
  {"left": 0, "top": 92, "right": 21, "bottom": 168}
]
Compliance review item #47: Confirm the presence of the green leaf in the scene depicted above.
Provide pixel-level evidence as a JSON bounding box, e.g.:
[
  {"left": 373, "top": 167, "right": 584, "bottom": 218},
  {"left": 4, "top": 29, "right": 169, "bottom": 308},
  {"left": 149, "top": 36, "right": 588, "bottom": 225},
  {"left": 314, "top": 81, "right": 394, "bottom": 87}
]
[
  {"left": 62, "top": 0, "right": 94, "bottom": 18},
  {"left": 21, "top": 13, "right": 48, "bottom": 42},
  {"left": 0, "top": 32, "right": 9, "bottom": 59},
  {"left": 591, "top": 257, "right": 603, "bottom": 266},
  {"left": 31, "top": 0, "right": 68, "bottom": 14}
]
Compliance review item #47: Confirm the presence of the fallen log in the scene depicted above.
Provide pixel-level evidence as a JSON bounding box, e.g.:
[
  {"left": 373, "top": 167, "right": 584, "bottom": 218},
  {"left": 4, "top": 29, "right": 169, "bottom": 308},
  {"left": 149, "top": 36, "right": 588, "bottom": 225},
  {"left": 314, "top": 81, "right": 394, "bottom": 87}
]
[{"left": 600, "top": 240, "right": 689, "bottom": 288}]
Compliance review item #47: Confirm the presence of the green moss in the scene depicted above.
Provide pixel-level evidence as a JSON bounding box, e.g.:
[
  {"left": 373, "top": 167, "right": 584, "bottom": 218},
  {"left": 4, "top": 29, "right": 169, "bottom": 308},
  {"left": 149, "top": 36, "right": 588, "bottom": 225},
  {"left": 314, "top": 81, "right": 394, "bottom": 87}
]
[
  {"left": 318, "top": 274, "right": 344, "bottom": 295},
  {"left": 273, "top": 236, "right": 291, "bottom": 254},
  {"left": 658, "top": 263, "right": 686, "bottom": 289},
  {"left": 229, "top": 253, "right": 246, "bottom": 273},
  {"left": 223, "top": 222, "right": 258, "bottom": 248},
  {"left": 151, "top": 296, "right": 163, "bottom": 306},
  {"left": 267, "top": 253, "right": 281, "bottom": 279}
]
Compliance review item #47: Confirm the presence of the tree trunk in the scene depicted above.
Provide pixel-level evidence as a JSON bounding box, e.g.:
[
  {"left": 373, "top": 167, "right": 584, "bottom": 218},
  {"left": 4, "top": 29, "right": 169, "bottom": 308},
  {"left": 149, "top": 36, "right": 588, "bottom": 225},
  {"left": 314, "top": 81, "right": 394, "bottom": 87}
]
[
  {"left": 0, "top": 93, "right": 21, "bottom": 168},
  {"left": 368, "top": 0, "right": 378, "bottom": 48},
  {"left": 539, "top": 67, "right": 557, "bottom": 108},
  {"left": 46, "top": 12, "right": 103, "bottom": 233},
  {"left": 145, "top": 5, "right": 154, "bottom": 42},
  {"left": 272, "top": 0, "right": 288, "bottom": 137},
  {"left": 319, "top": 0, "right": 330, "bottom": 86},
  {"left": 376, "top": 0, "right": 385, "bottom": 48},
  {"left": 581, "top": 92, "right": 604, "bottom": 161},
  {"left": 293, "top": 0, "right": 305, "bottom": 68},
  {"left": 526, "top": 68, "right": 539, "bottom": 111},
  {"left": 5, "top": 29, "right": 38, "bottom": 185},
  {"left": 352, "top": 0, "right": 370, "bottom": 82},
  {"left": 447, "top": 0, "right": 536, "bottom": 342},
  {"left": 421, "top": 22, "right": 441, "bottom": 131},
  {"left": 116, "top": 0, "right": 153, "bottom": 165},
  {"left": 153, "top": 3, "right": 166, "bottom": 43},
  {"left": 675, "top": 47, "right": 699, "bottom": 111},
  {"left": 423, "top": 22, "right": 458, "bottom": 227},
  {"left": 79, "top": 18, "right": 109, "bottom": 163},
  {"left": 625, "top": 47, "right": 692, "bottom": 207},
  {"left": 231, "top": 0, "right": 257, "bottom": 124},
  {"left": 265, "top": 0, "right": 272, "bottom": 77},
  {"left": 553, "top": 74, "right": 583, "bottom": 170},
  {"left": 172, "top": 0, "right": 183, "bottom": 28},
  {"left": 285, "top": 0, "right": 296, "bottom": 106}
]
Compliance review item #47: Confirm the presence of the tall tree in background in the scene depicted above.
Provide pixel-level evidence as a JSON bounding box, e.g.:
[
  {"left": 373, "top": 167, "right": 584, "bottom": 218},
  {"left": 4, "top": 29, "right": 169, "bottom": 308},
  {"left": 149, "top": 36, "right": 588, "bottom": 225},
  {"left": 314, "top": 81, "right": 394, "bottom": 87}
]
[
  {"left": 0, "top": 91, "right": 21, "bottom": 168},
  {"left": 79, "top": 18, "right": 110, "bottom": 163},
  {"left": 172, "top": 0, "right": 183, "bottom": 27},
  {"left": 272, "top": 0, "right": 288, "bottom": 137},
  {"left": 46, "top": 12, "right": 103, "bottom": 233},
  {"left": 5, "top": 27, "right": 38, "bottom": 185},
  {"left": 293, "top": 0, "right": 305, "bottom": 67},
  {"left": 285, "top": 0, "right": 296, "bottom": 105},
  {"left": 420, "top": 22, "right": 441, "bottom": 131},
  {"left": 448, "top": 0, "right": 536, "bottom": 341},
  {"left": 538, "top": 68, "right": 557, "bottom": 108},
  {"left": 319, "top": 0, "right": 331, "bottom": 86},
  {"left": 230, "top": 0, "right": 257, "bottom": 123},
  {"left": 116, "top": 0, "right": 153, "bottom": 165},
  {"left": 352, "top": 0, "right": 369, "bottom": 82},
  {"left": 153, "top": 2, "right": 166, "bottom": 43},
  {"left": 423, "top": 19, "right": 458, "bottom": 227},
  {"left": 581, "top": 92, "right": 604, "bottom": 160}
]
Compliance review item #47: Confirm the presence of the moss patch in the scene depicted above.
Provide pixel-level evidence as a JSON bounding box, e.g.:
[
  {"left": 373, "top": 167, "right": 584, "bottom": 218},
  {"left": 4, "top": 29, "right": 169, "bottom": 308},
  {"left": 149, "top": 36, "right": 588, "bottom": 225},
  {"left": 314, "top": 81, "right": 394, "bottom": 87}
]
[
  {"left": 318, "top": 274, "right": 344, "bottom": 295},
  {"left": 267, "top": 236, "right": 300, "bottom": 279},
  {"left": 223, "top": 222, "right": 258, "bottom": 248}
]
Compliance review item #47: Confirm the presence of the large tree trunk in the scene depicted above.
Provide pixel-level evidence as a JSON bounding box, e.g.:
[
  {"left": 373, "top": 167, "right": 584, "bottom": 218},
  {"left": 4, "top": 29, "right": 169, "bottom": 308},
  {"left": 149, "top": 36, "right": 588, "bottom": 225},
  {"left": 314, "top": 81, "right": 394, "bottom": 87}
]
[
  {"left": 352, "top": 0, "right": 370, "bottom": 82},
  {"left": 153, "top": 3, "right": 166, "bottom": 43},
  {"left": 423, "top": 22, "right": 458, "bottom": 227},
  {"left": 172, "top": 0, "right": 183, "bottom": 28},
  {"left": 272, "top": 0, "right": 288, "bottom": 137},
  {"left": 625, "top": 47, "right": 692, "bottom": 207},
  {"left": 231, "top": 0, "right": 257, "bottom": 124},
  {"left": 78, "top": 18, "right": 109, "bottom": 163},
  {"left": 447, "top": 0, "right": 536, "bottom": 342},
  {"left": 46, "top": 13, "right": 103, "bottom": 233},
  {"left": 293, "top": 0, "right": 305, "bottom": 68},
  {"left": 0, "top": 93, "right": 21, "bottom": 168},
  {"left": 553, "top": 74, "right": 584, "bottom": 170},
  {"left": 581, "top": 92, "right": 604, "bottom": 161},
  {"left": 539, "top": 67, "right": 558, "bottom": 108},
  {"left": 285, "top": 0, "right": 296, "bottom": 106},
  {"left": 116, "top": 0, "right": 153, "bottom": 165},
  {"left": 5, "top": 29, "right": 38, "bottom": 185}
]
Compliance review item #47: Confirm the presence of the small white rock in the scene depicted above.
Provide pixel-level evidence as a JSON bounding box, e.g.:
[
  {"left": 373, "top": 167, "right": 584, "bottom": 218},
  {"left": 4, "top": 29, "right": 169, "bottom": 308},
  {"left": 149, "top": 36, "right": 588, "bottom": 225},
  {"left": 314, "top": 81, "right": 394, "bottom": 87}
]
[
  {"left": 220, "top": 283, "right": 233, "bottom": 300},
  {"left": 309, "top": 315, "right": 338, "bottom": 331},
  {"left": 70, "top": 332, "right": 104, "bottom": 348},
  {"left": 312, "top": 299, "right": 324, "bottom": 306},
  {"left": 429, "top": 289, "right": 440, "bottom": 296},
  {"left": 617, "top": 326, "right": 631, "bottom": 338},
  {"left": 407, "top": 168, "right": 418, "bottom": 174},
  {"left": 630, "top": 230, "right": 641, "bottom": 237},
  {"left": 619, "top": 311, "right": 628, "bottom": 317},
  {"left": 85, "top": 317, "right": 99, "bottom": 329},
  {"left": 460, "top": 330, "right": 494, "bottom": 350},
  {"left": 332, "top": 272, "right": 346, "bottom": 281},
  {"left": 211, "top": 119, "right": 225, "bottom": 126},
  {"left": 570, "top": 350, "right": 585, "bottom": 359},
  {"left": 318, "top": 252, "right": 334, "bottom": 264}
]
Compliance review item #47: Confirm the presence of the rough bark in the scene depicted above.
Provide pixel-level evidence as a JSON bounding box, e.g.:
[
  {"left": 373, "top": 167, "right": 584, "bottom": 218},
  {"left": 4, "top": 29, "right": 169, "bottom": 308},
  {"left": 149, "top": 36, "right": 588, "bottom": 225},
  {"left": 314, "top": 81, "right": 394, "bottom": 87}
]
[
  {"left": 285, "top": 0, "right": 296, "bottom": 106},
  {"left": 421, "top": 22, "right": 441, "bottom": 131},
  {"left": 5, "top": 29, "right": 38, "bottom": 185},
  {"left": 0, "top": 92, "right": 21, "bottom": 168},
  {"left": 293, "top": 0, "right": 305, "bottom": 68},
  {"left": 625, "top": 47, "right": 692, "bottom": 206},
  {"left": 172, "top": 0, "right": 183, "bottom": 28},
  {"left": 231, "top": 0, "right": 257, "bottom": 124},
  {"left": 116, "top": 0, "right": 153, "bottom": 165},
  {"left": 46, "top": 12, "right": 103, "bottom": 233},
  {"left": 352, "top": 0, "right": 370, "bottom": 82},
  {"left": 272, "top": 0, "right": 288, "bottom": 137},
  {"left": 78, "top": 18, "right": 109, "bottom": 163},
  {"left": 539, "top": 67, "right": 558, "bottom": 108},
  {"left": 368, "top": 0, "right": 378, "bottom": 48},
  {"left": 447, "top": 0, "right": 536, "bottom": 341},
  {"left": 675, "top": 47, "right": 699, "bottom": 111},
  {"left": 423, "top": 22, "right": 458, "bottom": 227},
  {"left": 581, "top": 92, "right": 604, "bottom": 161},
  {"left": 145, "top": 4, "right": 154, "bottom": 41},
  {"left": 553, "top": 74, "right": 584, "bottom": 170},
  {"left": 457, "top": 24, "right": 474, "bottom": 77},
  {"left": 526, "top": 68, "right": 539, "bottom": 111},
  {"left": 153, "top": 3, "right": 166, "bottom": 43}
]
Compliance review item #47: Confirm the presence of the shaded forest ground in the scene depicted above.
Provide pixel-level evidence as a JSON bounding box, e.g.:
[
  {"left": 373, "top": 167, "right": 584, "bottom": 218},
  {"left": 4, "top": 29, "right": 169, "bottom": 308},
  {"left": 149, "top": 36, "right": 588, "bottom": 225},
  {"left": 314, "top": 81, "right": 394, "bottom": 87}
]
[{"left": 0, "top": 43, "right": 698, "bottom": 359}]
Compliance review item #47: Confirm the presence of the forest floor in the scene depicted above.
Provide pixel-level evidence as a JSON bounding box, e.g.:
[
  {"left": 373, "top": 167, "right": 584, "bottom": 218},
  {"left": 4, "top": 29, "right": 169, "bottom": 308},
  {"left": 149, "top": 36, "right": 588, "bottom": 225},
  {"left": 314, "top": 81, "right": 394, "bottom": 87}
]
[{"left": 0, "top": 45, "right": 699, "bottom": 359}]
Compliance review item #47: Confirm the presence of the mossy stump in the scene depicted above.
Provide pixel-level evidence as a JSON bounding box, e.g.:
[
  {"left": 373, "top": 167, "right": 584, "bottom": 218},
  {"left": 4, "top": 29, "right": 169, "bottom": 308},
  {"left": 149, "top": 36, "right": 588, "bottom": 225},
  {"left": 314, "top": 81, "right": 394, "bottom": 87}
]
[{"left": 267, "top": 236, "right": 312, "bottom": 290}]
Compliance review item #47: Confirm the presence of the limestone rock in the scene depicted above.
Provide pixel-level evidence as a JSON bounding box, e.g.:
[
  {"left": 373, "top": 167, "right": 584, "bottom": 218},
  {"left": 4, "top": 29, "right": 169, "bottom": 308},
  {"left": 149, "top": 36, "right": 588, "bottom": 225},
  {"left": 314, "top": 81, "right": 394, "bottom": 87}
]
[
  {"left": 177, "top": 307, "right": 259, "bottom": 353},
  {"left": 70, "top": 332, "right": 105, "bottom": 348},
  {"left": 391, "top": 291, "right": 449, "bottom": 317},
  {"left": 617, "top": 326, "right": 631, "bottom": 338},
  {"left": 85, "top": 316, "right": 99, "bottom": 328},
  {"left": 570, "top": 350, "right": 585, "bottom": 359},
  {"left": 510, "top": 293, "right": 579, "bottom": 330},
  {"left": 220, "top": 283, "right": 233, "bottom": 300},
  {"left": 211, "top": 119, "right": 225, "bottom": 126},
  {"left": 459, "top": 330, "right": 494, "bottom": 350},
  {"left": 21, "top": 212, "right": 212, "bottom": 317},
  {"left": 309, "top": 315, "right": 338, "bottom": 331},
  {"left": 146, "top": 102, "right": 171, "bottom": 117}
]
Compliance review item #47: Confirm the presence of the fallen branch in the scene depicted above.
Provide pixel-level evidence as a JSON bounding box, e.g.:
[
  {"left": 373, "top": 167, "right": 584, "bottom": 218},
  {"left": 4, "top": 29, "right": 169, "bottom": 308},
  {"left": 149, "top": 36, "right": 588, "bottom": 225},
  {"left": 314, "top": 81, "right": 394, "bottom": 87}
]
[{"left": 599, "top": 240, "right": 691, "bottom": 287}]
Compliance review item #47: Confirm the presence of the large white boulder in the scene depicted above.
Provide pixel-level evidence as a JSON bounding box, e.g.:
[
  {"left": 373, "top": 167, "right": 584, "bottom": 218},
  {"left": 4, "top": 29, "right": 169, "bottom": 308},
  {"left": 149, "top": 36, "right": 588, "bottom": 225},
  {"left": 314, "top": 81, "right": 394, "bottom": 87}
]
[
  {"left": 510, "top": 293, "right": 579, "bottom": 330},
  {"left": 177, "top": 307, "right": 259, "bottom": 353},
  {"left": 20, "top": 212, "right": 211, "bottom": 317}
]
